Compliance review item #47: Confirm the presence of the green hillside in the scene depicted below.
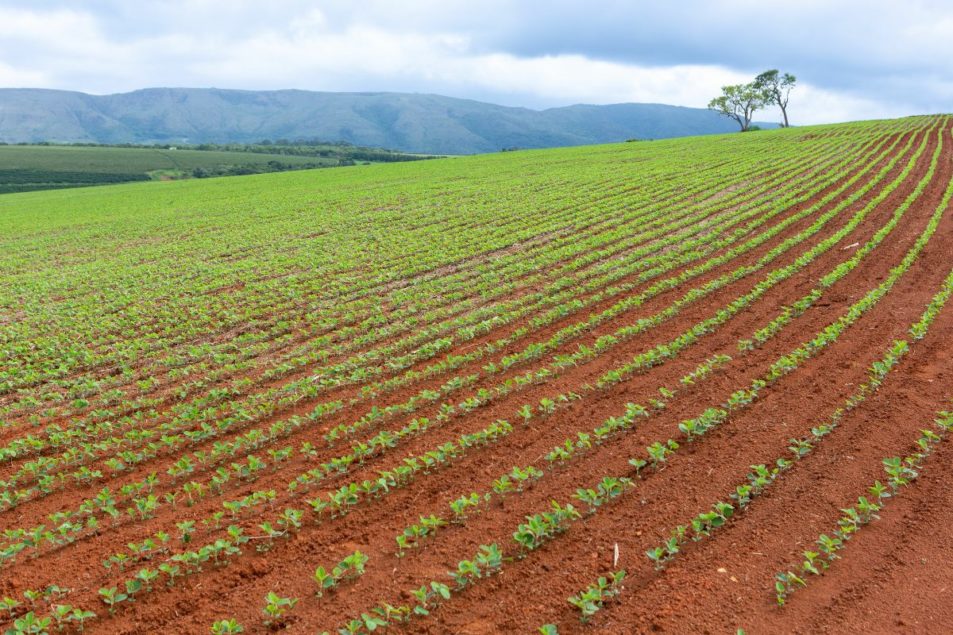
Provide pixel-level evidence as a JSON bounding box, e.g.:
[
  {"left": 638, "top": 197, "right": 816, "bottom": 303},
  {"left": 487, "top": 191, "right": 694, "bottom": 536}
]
[{"left": 0, "top": 88, "right": 777, "bottom": 154}]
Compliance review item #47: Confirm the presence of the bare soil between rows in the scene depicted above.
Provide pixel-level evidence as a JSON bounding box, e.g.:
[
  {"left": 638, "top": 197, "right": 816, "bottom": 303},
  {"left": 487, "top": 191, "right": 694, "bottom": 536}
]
[{"left": 1, "top": 118, "right": 950, "bottom": 635}]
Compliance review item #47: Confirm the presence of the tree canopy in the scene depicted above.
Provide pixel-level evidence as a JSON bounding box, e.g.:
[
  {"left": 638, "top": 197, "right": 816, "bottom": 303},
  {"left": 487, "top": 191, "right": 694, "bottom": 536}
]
[
  {"left": 708, "top": 69, "right": 797, "bottom": 131},
  {"left": 707, "top": 83, "right": 766, "bottom": 132},
  {"left": 754, "top": 70, "right": 797, "bottom": 127}
]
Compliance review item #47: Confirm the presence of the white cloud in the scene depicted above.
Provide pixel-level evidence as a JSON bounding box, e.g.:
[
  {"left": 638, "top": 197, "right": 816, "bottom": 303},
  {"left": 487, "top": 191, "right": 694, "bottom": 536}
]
[
  {"left": 788, "top": 85, "right": 914, "bottom": 126},
  {"left": 0, "top": 2, "right": 947, "bottom": 124},
  {"left": 453, "top": 56, "right": 752, "bottom": 107},
  {"left": 0, "top": 6, "right": 88, "bottom": 35},
  {"left": 289, "top": 8, "right": 328, "bottom": 34},
  {"left": 0, "top": 60, "right": 47, "bottom": 87}
]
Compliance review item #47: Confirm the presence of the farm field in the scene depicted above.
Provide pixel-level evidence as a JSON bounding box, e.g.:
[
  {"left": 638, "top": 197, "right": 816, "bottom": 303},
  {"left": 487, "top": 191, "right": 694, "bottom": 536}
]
[
  {"left": 0, "top": 144, "right": 421, "bottom": 195},
  {"left": 1, "top": 114, "right": 952, "bottom": 634}
]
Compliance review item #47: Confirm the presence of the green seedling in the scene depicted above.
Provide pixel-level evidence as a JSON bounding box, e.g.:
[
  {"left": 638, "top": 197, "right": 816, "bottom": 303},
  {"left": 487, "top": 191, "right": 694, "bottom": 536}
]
[
  {"left": 210, "top": 618, "right": 244, "bottom": 634},
  {"left": 1, "top": 596, "right": 22, "bottom": 619},
  {"left": 774, "top": 571, "right": 806, "bottom": 606},
  {"left": 314, "top": 550, "right": 368, "bottom": 596},
  {"left": 262, "top": 592, "right": 297, "bottom": 628},
  {"left": 11, "top": 611, "right": 51, "bottom": 635},
  {"left": 411, "top": 582, "right": 451, "bottom": 616},
  {"left": 98, "top": 587, "right": 128, "bottom": 614},
  {"left": 568, "top": 570, "right": 625, "bottom": 622}
]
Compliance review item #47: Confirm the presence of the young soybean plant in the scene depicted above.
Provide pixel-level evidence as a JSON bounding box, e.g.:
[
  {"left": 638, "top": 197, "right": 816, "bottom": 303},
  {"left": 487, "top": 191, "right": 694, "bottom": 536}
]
[
  {"left": 314, "top": 550, "right": 369, "bottom": 597},
  {"left": 98, "top": 586, "right": 128, "bottom": 615},
  {"left": 449, "top": 492, "right": 489, "bottom": 523},
  {"left": 65, "top": 606, "right": 97, "bottom": 632},
  {"left": 395, "top": 516, "right": 447, "bottom": 556},
  {"left": 210, "top": 618, "right": 244, "bottom": 634},
  {"left": 568, "top": 570, "right": 626, "bottom": 622},
  {"left": 449, "top": 544, "right": 503, "bottom": 589},
  {"left": 262, "top": 592, "right": 297, "bottom": 629},
  {"left": 411, "top": 581, "right": 451, "bottom": 617},
  {"left": 1, "top": 596, "right": 21, "bottom": 620},
  {"left": 10, "top": 611, "right": 52, "bottom": 635}
]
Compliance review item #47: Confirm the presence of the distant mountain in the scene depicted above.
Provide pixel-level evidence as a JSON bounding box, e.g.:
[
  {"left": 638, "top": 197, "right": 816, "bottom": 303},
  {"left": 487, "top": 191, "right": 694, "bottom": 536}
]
[{"left": 0, "top": 88, "right": 774, "bottom": 154}]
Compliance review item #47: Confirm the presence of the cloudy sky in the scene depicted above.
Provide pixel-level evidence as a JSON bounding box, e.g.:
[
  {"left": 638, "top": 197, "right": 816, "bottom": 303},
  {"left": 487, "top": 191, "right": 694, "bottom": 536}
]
[{"left": 1, "top": 0, "right": 951, "bottom": 124}]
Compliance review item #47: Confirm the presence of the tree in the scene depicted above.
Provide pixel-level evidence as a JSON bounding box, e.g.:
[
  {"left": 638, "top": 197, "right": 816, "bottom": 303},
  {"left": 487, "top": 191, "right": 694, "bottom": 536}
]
[
  {"left": 708, "top": 83, "right": 767, "bottom": 132},
  {"left": 754, "top": 70, "right": 797, "bottom": 127}
]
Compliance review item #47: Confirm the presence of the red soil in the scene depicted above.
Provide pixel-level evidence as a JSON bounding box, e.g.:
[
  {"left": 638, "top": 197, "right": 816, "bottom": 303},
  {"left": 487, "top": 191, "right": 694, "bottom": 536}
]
[{"left": 1, "top": 118, "right": 952, "bottom": 635}]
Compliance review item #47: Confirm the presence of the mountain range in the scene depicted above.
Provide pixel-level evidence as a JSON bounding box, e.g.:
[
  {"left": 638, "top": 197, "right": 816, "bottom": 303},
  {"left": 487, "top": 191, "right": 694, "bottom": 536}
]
[{"left": 0, "top": 88, "right": 773, "bottom": 154}]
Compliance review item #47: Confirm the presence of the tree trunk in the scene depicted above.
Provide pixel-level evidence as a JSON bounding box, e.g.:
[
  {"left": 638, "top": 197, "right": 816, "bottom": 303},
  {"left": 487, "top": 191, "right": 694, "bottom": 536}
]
[{"left": 781, "top": 106, "right": 790, "bottom": 128}]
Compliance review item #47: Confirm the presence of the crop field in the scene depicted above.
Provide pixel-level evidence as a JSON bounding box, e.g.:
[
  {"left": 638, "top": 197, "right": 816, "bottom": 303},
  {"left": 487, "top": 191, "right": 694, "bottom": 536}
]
[
  {"left": 0, "top": 145, "right": 337, "bottom": 194},
  {"left": 1, "top": 115, "right": 952, "bottom": 634}
]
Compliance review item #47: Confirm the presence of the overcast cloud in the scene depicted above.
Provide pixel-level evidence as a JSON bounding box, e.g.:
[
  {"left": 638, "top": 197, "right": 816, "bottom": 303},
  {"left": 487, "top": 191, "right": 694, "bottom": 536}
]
[{"left": 1, "top": 0, "right": 950, "bottom": 124}]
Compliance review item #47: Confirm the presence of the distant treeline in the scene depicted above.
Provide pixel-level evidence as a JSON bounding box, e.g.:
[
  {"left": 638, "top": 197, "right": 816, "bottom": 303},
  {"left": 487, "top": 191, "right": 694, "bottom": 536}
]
[
  {"left": 0, "top": 139, "right": 436, "bottom": 162},
  {"left": 191, "top": 139, "right": 435, "bottom": 162},
  {"left": 0, "top": 168, "right": 149, "bottom": 194},
  {"left": 190, "top": 160, "right": 336, "bottom": 178}
]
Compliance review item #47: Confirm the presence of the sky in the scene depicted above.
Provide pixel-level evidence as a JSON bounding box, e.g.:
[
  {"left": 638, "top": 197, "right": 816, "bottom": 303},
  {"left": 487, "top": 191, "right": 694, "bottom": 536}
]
[{"left": 1, "top": 0, "right": 951, "bottom": 125}]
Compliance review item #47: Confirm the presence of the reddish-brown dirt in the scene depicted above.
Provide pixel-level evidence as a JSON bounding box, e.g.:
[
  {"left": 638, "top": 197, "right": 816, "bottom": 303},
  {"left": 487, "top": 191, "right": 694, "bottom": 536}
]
[{"left": 1, "top": 116, "right": 951, "bottom": 635}]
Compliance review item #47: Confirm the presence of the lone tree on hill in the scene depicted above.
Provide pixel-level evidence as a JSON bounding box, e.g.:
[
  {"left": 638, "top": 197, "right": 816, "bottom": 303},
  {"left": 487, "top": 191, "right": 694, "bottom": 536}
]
[
  {"left": 708, "top": 83, "right": 767, "bottom": 132},
  {"left": 754, "top": 69, "right": 797, "bottom": 127}
]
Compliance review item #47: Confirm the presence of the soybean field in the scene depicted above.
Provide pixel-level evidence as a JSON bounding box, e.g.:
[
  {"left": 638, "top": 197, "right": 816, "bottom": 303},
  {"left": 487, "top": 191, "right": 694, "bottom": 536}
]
[{"left": 1, "top": 115, "right": 952, "bottom": 634}]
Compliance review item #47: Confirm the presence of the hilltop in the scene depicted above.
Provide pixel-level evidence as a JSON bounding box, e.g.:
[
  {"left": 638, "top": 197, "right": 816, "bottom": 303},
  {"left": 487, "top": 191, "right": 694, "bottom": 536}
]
[{"left": 0, "top": 87, "right": 776, "bottom": 154}]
